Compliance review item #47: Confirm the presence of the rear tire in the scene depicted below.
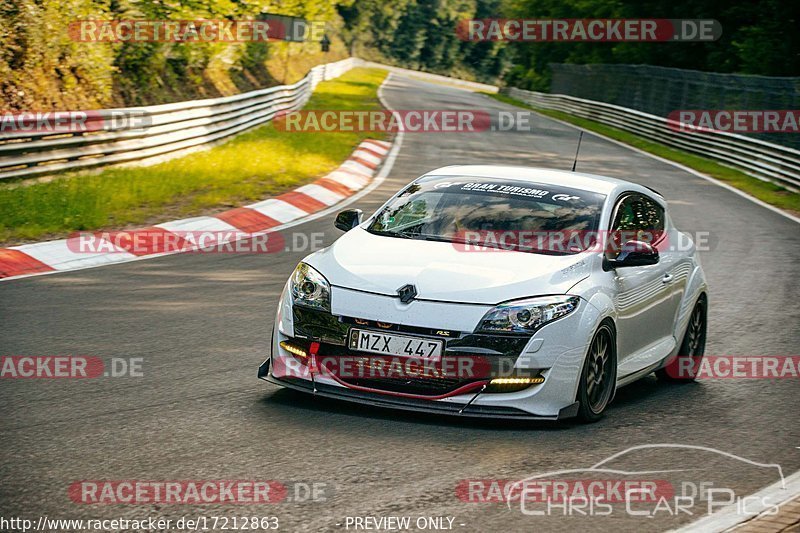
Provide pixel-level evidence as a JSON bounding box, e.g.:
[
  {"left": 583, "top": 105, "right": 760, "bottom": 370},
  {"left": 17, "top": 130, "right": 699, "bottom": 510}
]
[
  {"left": 656, "top": 296, "right": 707, "bottom": 382},
  {"left": 577, "top": 322, "right": 617, "bottom": 422}
]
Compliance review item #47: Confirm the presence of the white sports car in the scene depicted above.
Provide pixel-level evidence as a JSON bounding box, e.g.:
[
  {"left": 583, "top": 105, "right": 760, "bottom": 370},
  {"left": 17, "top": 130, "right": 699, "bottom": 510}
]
[{"left": 259, "top": 166, "right": 708, "bottom": 422}]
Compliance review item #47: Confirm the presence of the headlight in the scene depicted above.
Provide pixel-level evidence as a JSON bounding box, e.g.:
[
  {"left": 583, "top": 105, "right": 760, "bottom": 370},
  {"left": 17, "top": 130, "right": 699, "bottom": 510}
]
[
  {"left": 289, "top": 262, "right": 331, "bottom": 312},
  {"left": 475, "top": 295, "right": 580, "bottom": 334}
]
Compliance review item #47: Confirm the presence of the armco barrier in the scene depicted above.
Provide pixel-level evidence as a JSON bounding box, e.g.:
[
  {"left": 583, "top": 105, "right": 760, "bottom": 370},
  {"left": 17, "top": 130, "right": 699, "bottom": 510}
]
[
  {"left": 0, "top": 58, "right": 498, "bottom": 181},
  {"left": 4, "top": 60, "right": 796, "bottom": 191},
  {"left": 503, "top": 87, "right": 800, "bottom": 191},
  {"left": 0, "top": 58, "right": 362, "bottom": 180}
]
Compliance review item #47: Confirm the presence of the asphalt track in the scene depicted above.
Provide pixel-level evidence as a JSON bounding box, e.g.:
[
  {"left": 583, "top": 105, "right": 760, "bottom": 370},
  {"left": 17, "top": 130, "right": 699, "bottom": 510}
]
[{"left": 1, "top": 74, "right": 799, "bottom": 532}]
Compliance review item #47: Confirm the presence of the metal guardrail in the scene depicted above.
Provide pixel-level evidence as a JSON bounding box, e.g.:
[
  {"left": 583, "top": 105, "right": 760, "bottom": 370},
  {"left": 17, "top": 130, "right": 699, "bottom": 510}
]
[
  {"left": 503, "top": 87, "right": 800, "bottom": 191},
  {"left": 5, "top": 59, "right": 796, "bottom": 191},
  {"left": 0, "top": 58, "right": 362, "bottom": 180},
  {"left": 549, "top": 63, "right": 800, "bottom": 151}
]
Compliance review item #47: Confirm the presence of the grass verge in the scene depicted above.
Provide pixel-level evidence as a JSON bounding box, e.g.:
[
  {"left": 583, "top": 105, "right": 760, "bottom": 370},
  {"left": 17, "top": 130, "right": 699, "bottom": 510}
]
[
  {"left": 0, "top": 67, "right": 388, "bottom": 245},
  {"left": 488, "top": 92, "right": 800, "bottom": 216}
]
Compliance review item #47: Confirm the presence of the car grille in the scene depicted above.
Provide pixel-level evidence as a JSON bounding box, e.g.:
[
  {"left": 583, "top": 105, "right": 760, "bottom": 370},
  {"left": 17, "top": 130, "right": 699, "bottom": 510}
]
[
  {"left": 341, "top": 376, "right": 475, "bottom": 396},
  {"left": 317, "top": 351, "right": 480, "bottom": 397}
]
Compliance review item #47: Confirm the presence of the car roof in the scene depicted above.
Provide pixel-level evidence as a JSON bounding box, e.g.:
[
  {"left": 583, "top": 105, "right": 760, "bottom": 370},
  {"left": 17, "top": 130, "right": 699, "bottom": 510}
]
[{"left": 420, "top": 165, "right": 661, "bottom": 198}]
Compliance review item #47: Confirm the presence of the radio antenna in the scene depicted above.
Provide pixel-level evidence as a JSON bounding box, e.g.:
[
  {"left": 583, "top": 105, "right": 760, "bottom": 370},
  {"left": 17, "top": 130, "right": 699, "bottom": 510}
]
[{"left": 571, "top": 131, "right": 583, "bottom": 172}]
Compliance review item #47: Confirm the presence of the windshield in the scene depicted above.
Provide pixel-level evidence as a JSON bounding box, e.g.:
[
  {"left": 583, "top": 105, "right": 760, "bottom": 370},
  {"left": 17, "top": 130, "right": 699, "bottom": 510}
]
[{"left": 366, "top": 176, "right": 606, "bottom": 255}]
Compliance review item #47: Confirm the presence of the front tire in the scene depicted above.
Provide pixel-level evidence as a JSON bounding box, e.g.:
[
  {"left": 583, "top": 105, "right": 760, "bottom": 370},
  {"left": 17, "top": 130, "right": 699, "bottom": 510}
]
[
  {"left": 577, "top": 322, "right": 617, "bottom": 422},
  {"left": 656, "top": 296, "right": 707, "bottom": 382}
]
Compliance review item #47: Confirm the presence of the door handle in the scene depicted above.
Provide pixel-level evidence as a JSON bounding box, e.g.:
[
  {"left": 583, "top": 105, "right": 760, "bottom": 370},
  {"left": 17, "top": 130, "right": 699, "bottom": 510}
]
[{"left": 662, "top": 273, "right": 673, "bottom": 284}]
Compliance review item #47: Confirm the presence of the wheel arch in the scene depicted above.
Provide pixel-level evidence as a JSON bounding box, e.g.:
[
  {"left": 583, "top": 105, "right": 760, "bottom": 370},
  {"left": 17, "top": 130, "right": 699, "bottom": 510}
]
[
  {"left": 674, "top": 264, "right": 708, "bottom": 340},
  {"left": 575, "top": 316, "right": 618, "bottom": 403}
]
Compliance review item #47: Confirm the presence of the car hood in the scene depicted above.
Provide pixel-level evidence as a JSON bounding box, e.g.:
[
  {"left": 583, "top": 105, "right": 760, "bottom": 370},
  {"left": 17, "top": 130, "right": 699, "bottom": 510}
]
[{"left": 304, "top": 228, "right": 592, "bottom": 305}]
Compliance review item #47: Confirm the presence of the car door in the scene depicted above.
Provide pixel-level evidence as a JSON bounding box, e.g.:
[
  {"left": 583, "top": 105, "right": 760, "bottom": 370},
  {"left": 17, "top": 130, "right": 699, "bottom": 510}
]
[
  {"left": 662, "top": 216, "right": 695, "bottom": 336},
  {"left": 608, "top": 193, "right": 676, "bottom": 371}
]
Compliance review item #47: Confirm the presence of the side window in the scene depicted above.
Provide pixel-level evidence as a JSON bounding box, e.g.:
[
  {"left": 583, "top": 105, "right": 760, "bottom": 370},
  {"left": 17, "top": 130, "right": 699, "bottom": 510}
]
[
  {"left": 610, "top": 193, "right": 665, "bottom": 251},
  {"left": 637, "top": 195, "right": 665, "bottom": 234}
]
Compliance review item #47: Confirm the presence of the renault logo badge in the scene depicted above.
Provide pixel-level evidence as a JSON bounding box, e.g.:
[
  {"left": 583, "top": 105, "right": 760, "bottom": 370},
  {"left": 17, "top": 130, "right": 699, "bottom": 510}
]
[{"left": 397, "top": 284, "right": 417, "bottom": 304}]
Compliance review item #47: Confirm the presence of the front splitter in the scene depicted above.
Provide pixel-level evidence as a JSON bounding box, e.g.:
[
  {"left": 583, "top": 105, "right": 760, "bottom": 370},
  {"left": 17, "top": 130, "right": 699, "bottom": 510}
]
[{"left": 260, "top": 367, "right": 579, "bottom": 421}]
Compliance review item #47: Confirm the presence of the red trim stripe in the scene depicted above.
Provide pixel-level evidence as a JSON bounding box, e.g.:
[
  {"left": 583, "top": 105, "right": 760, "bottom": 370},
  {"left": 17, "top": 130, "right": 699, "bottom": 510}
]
[
  {"left": 93, "top": 227, "right": 187, "bottom": 256},
  {"left": 350, "top": 156, "right": 378, "bottom": 170},
  {"left": 215, "top": 207, "right": 280, "bottom": 233},
  {"left": 276, "top": 191, "right": 327, "bottom": 213},
  {"left": 361, "top": 140, "right": 390, "bottom": 153},
  {"left": 357, "top": 146, "right": 386, "bottom": 159},
  {"left": 315, "top": 177, "right": 356, "bottom": 196},
  {"left": 0, "top": 249, "right": 55, "bottom": 278},
  {"left": 319, "top": 363, "right": 490, "bottom": 401}
]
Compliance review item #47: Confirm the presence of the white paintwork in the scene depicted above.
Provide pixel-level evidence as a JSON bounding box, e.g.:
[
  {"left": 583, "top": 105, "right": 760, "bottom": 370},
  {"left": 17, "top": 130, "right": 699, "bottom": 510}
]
[
  {"left": 155, "top": 216, "right": 239, "bottom": 233},
  {"left": 351, "top": 150, "right": 383, "bottom": 166},
  {"left": 315, "top": 228, "right": 592, "bottom": 304},
  {"left": 295, "top": 184, "right": 345, "bottom": 206},
  {"left": 362, "top": 140, "right": 391, "bottom": 154},
  {"left": 340, "top": 160, "right": 374, "bottom": 176},
  {"left": 271, "top": 157, "right": 707, "bottom": 418},
  {"left": 327, "top": 170, "right": 370, "bottom": 190},
  {"left": 246, "top": 199, "right": 309, "bottom": 222}
]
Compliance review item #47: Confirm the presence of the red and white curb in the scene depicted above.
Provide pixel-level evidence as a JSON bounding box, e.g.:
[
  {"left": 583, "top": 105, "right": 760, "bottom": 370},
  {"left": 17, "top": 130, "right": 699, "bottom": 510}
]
[{"left": 0, "top": 139, "right": 392, "bottom": 281}]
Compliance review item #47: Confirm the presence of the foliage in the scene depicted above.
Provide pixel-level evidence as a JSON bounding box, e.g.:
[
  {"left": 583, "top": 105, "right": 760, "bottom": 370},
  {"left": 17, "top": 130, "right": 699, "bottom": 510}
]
[
  {"left": 340, "top": 0, "right": 798, "bottom": 88},
  {"left": 338, "top": 0, "right": 511, "bottom": 83},
  {"left": 2, "top": 0, "right": 794, "bottom": 108},
  {"left": 0, "top": 0, "right": 351, "bottom": 109},
  {"left": 502, "top": 0, "right": 800, "bottom": 90}
]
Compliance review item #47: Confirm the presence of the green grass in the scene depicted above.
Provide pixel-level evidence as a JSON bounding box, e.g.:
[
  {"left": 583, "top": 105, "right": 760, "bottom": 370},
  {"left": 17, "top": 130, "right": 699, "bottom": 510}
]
[
  {"left": 0, "top": 67, "right": 388, "bottom": 245},
  {"left": 488, "top": 92, "right": 800, "bottom": 215}
]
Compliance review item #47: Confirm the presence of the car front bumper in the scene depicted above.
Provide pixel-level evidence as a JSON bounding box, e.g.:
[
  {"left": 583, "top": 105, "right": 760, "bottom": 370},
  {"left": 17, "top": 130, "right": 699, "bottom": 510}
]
[
  {"left": 259, "top": 357, "right": 579, "bottom": 420},
  {"left": 260, "top": 284, "right": 601, "bottom": 419}
]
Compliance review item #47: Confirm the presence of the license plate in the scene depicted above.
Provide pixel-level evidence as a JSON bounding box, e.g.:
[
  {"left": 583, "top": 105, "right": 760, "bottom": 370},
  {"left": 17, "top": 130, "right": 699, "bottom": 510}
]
[{"left": 348, "top": 329, "right": 444, "bottom": 358}]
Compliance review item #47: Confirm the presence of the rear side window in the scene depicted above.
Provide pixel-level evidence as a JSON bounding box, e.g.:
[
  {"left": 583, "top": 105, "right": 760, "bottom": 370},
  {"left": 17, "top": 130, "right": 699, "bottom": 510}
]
[{"left": 610, "top": 193, "right": 665, "bottom": 248}]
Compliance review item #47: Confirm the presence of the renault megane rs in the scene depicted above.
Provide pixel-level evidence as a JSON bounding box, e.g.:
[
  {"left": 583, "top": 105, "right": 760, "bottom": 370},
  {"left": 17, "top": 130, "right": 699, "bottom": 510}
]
[{"left": 259, "top": 165, "right": 708, "bottom": 422}]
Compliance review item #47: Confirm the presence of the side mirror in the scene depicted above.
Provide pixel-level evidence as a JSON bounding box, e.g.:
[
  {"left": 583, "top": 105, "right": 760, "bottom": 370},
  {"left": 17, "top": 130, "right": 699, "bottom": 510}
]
[
  {"left": 604, "top": 240, "right": 659, "bottom": 270},
  {"left": 334, "top": 209, "right": 362, "bottom": 232}
]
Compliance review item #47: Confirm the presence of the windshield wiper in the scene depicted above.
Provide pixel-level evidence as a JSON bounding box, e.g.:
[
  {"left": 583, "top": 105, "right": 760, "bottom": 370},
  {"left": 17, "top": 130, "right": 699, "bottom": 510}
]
[
  {"left": 411, "top": 234, "right": 454, "bottom": 243},
  {"left": 367, "top": 228, "right": 450, "bottom": 242},
  {"left": 367, "top": 229, "right": 413, "bottom": 239}
]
